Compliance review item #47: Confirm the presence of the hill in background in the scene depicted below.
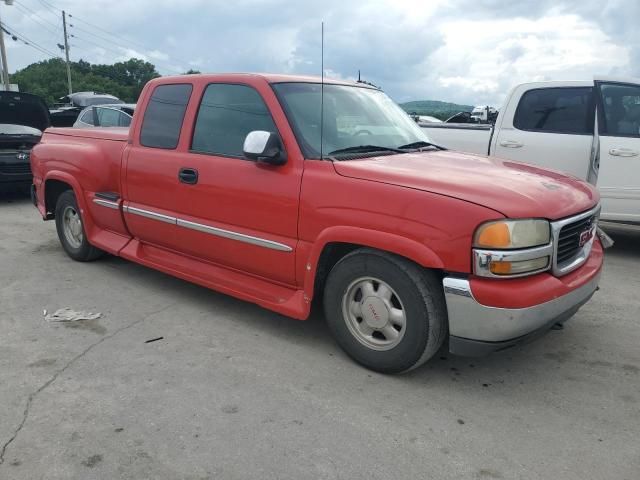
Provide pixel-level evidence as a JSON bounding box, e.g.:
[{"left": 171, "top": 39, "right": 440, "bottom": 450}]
[{"left": 399, "top": 100, "right": 473, "bottom": 120}]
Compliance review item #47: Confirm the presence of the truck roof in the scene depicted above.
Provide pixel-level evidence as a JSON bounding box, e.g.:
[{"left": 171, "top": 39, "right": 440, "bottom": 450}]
[{"left": 150, "top": 73, "right": 377, "bottom": 89}]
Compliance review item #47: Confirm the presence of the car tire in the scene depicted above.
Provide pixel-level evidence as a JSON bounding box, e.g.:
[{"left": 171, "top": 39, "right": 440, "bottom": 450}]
[
  {"left": 55, "top": 190, "right": 103, "bottom": 262},
  {"left": 323, "top": 248, "right": 447, "bottom": 373}
]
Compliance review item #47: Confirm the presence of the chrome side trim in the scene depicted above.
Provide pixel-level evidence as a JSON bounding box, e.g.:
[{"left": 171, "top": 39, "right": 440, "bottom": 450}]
[
  {"left": 176, "top": 218, "right": 293, "bottom": 252},
  {"left": 124, "top": 205, "right": 177, "bottom": 224},
  {"left": 93, "top": 198, "right": 120, "bottom": 210},
  {"left": 443, "top": 272, "right": 601, "bottom": 342},
  {"left": 473, "top": 243, "right": 553, "bottom": 279},
  {"left": 551, "top": 204, "right": 601, "bottom": 276},
  {"left": 123, "top": 204, "right": 293, "bottom": 252}
]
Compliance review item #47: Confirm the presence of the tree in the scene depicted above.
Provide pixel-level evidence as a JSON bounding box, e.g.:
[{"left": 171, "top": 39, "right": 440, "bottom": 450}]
[{"left": 11, "top": 58, "right": 161, "bottom": 105}]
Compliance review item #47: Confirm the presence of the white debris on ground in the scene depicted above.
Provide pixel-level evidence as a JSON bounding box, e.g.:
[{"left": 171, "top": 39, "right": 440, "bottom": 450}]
[{"left": 44, "top": 307, "right": 102, "bottom": 322}]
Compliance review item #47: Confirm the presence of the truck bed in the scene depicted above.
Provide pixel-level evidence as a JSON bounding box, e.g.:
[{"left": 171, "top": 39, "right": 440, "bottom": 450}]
[{"left": 45, "top": 127, "right": 130, "bottom": 142}]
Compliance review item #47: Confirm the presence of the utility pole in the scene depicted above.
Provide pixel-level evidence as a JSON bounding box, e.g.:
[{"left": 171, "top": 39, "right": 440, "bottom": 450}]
[
  {"left": 62, "top": 10, "right": 72, "bottom": 95},
  {"left": 0, "top": 1, "right": 11, "bottom": 91}
]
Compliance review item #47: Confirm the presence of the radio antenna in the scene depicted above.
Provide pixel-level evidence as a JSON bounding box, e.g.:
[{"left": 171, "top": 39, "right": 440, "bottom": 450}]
[{"left": 320, "top": 21, "right": 324, "bottom": 160}]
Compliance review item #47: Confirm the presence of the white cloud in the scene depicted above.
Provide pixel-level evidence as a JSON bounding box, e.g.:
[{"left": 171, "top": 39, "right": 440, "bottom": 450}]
[
  {"left": 428, "top": 14, "right": 630, "bottom": 105},
  {"left": 2, "top": 0, "right": 637, "bottom": 106}
]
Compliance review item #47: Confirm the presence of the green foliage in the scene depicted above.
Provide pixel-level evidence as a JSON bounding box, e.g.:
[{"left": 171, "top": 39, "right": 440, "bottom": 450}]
[
  {"left": 11, "top": 58, "right": 161, "bottom": 106},
  {"left": 399, "top": 100, "right": 473, "bottom": 120}
]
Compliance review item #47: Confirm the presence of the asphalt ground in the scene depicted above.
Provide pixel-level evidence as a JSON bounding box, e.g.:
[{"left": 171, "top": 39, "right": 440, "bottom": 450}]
[{"left": 1, "top": 190, "right": 638, "bottom": 479}]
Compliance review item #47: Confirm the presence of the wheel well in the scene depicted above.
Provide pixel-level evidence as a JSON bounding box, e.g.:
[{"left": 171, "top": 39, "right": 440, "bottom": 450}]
[
  {"left": 314, "top": 243, "right": 361, "bottom": 298},
  {"left": 313, "top": 242, "right": 445, "bottom": 299},
  {"left": 44, "top": 180, "right": 73, "bottom": 217}
]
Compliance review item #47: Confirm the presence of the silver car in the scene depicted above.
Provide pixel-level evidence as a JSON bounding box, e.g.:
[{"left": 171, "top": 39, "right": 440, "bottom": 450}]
[{"left": 73, "top": 104, "right": 136, "bottom": 128}]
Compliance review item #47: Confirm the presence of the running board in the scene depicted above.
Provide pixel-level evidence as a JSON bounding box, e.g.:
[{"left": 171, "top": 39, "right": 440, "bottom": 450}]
[{"left": 119, "top": 239, "right": 309, "bottom": 320}]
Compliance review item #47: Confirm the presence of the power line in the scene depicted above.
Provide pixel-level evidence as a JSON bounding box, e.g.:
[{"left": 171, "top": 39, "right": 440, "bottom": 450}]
[
  {"left": 32, "top": 0, "right": 60, "bottom": 16},
  {"left": 16, "top": 0, "right": 184, "bottom": 74},
  {"left": 1, "top": 22, "right": 61, "bottom": 59},
  {"left": 67, "top": 13, "right": 150, "bottom": 52},
  {"left": 13, "top": 2, "right": 60, "bottom": 38}
]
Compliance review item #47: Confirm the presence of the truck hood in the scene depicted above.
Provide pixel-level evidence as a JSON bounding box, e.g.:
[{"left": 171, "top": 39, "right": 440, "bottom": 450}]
[
  {"left": 0, "top": 91, "right": 50, "bottom": 132},
  {"left": 332, "top": 150, "right": 599, "bottom": 220}
]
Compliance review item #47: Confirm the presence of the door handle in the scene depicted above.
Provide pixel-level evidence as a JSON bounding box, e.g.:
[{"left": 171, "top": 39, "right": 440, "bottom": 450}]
[
  {"left": 499, "top": 140, "right": 524, "bottom": 148},
  {"left": 609, "top": 148, "right": 639, "bottom": 157},
  {"left": 178, "top": 167, "right": 199, "bottom": 184}
]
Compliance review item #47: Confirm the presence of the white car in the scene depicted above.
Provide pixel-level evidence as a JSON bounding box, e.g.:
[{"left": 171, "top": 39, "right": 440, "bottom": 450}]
[
  {"left": 421, "top": 77, "right": 640, "bottom": 225},
  {"left": 73, "top": 104, "right": 136, "bottom": 128}
]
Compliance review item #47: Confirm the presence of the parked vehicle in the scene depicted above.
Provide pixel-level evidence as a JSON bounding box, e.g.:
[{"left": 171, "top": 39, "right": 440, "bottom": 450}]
[
  {"left": 422, "top": 78, "right": 640, "bottom": 225},
  {"left": 50, "top": 92, "right": 124, "bottom": 127},
  {"left": 0, "top": 91, "right": 50, "bottom": 190},
  {"left": 470, "top": 105, "right": 498, "bottom": 123},
  {"left": 445, "top": 111, "right": 472, "bottom": 123},
  {"left": 73, "top": 104, "right": 136, "bottom": 128},
  {"left": 31, "top": 74, "right": 603, "bottom": 373}
]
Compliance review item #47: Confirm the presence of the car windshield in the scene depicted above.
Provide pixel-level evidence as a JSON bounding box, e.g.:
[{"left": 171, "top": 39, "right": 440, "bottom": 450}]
[{"left": 272, "top": 82, "right": 430, "bottom": 159}]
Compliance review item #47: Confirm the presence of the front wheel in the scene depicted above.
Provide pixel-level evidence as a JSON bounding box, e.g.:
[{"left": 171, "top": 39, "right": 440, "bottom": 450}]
[
  {"left": 323, "top": 249, "right": 447, "bottom": 373},
  {"left": 55, "top": 190, "right": 103, "bottom": 262}
]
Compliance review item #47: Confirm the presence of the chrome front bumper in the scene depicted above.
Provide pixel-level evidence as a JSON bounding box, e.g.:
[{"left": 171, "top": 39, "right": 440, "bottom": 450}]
[{"left": 443, "top": 271, "right": 601, "bottom": 356}]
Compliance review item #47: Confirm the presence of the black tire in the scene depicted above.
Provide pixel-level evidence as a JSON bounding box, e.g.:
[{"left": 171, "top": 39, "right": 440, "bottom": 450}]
[
  {"left": 323, "top": 248, "right": 447, "bottom": 373},
  {"left": 54, "top": 190, "right": 103, "bottom": 262}
]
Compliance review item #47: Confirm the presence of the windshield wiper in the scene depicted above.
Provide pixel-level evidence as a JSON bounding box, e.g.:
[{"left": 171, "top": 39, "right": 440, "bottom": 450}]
[
  {"left": 326, "top": 145, "right": 406, "bottom": 157},
  {"left": 397, "top": 141, "right": 446, "bottom": 150}
]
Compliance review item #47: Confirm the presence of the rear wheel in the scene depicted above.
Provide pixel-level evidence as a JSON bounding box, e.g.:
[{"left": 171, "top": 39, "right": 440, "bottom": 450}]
[
  {"left": 55, "top": 190, "right": 103, "bottom": 261},
  {"left": 323, "top": 249, "right": 447, "bottom": 373}
]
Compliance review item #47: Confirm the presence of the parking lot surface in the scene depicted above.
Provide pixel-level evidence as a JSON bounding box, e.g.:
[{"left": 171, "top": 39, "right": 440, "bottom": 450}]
[{"left": 1, "top": 191, "right": 639, "bottom": 480}]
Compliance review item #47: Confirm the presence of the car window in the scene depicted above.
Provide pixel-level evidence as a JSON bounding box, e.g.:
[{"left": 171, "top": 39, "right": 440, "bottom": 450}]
[
  {"left": 191, "top": 84, "right": 277, "bottom": 157},
  {"left": 118, "top": 111, "right": 132, "bottom": 127},
  {"left": 514, "top": 87, "right": 594, "bottom": 135},
  {"left": 79, "top": 109, "right": 94, "bottom": 125},
  {"left": 140, "top": 84, "right": 193, "bottom": 149},
  {"left": 97, "top": 107, "right": 122, "bottom": 127},
  {"left": 599, "top": 83, "right": 640, "bottom": 137}
]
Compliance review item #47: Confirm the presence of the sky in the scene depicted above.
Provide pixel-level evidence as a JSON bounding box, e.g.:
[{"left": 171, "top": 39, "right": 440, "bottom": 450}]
[{"left": 1, "top": 0, "right": 638, "bottom": 106}]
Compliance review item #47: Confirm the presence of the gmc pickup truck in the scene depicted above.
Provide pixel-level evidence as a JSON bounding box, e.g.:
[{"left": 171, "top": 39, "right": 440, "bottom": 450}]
[
  {"left": 422, "top": 78, "right": 640, "bottom": 225},
  {"left": 31, "top": 74, "right": 603, "bottom": 373}
]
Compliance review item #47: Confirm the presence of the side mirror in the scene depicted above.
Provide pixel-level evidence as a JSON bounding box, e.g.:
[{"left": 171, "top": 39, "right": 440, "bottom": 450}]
[{"left": 243, "top": 131, "right": 286, "bottom": 165}]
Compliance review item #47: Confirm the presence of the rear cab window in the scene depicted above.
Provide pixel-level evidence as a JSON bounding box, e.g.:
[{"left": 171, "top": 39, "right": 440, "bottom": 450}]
[
  {"left": 514, "top": 87, "right": 594, "bottom": 135},
  {"left": 140, "top": 84, "right": 193, "bottom": 149}
]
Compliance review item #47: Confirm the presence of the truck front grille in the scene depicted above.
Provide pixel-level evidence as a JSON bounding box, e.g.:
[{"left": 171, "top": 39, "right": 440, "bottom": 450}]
[
  {"left": 551, "top": 205, "right": 600, "bottom": 276},
  {"left": 0, "top": 163, "right": 32, "bottom": 175}
]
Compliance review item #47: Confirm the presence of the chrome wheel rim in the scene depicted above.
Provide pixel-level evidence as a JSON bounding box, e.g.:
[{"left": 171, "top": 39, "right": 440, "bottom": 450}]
[
  {"left": 62, "top": 205, "right": 83, "bottom": 249},
  {"left": 341, "top": 276, "right": 407, "bottom": 351}
]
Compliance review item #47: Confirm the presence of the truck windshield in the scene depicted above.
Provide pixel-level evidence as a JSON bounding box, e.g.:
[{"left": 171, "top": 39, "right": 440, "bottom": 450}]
[{"left": 272, "top": 82, "right": 430, "bottom": 159}]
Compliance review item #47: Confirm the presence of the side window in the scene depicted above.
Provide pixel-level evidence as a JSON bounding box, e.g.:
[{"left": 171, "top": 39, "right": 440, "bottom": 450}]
[
  {"left": 514, "top": 87, "right": 594, "bottom": 134},
  {"left": 140, "top": 84, "right": 193, "bottom": 149},
  {"left": 118, "top": 111, "right": 132, "bottom": 127},
  {"left": 97, "top": 108, "right": 121, "bottom": 127},
  {"left": 599, "top": 83, "right": 640, "bottom": 137},
  {"left": 191, "top": 84, "right": 277, "bottom": 157},
  {"left": 79, "top": 109, "right": 94, "bottom": 125}
]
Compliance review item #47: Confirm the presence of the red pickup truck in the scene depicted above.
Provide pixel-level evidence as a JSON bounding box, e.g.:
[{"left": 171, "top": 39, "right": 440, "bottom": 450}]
[{"left": 31, "top": 74, "right": 603, "bottom": 373}]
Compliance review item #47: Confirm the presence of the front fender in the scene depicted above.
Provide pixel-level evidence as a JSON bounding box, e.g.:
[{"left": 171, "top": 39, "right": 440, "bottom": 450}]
[{"left": 301, "top": 225, "right": 445, "bottom": 301}]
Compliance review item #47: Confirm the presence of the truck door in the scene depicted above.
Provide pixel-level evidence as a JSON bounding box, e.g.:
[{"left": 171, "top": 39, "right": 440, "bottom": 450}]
[
  {"left": 492, "top": 84, "right": 595, "bottom": 180},
  {"left": 595, "top": 79, "right": 640, "bottom": 224},
  {"left": 166, "top": 81, "right": 301, "bottom": 285},
  {"left": 123, "top": 83, "right": 193, "bottom": 251}
]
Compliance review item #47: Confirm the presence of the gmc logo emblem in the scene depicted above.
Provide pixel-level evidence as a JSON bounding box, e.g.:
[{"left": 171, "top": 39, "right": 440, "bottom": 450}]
[{"left": 579, "top": 228, "right": 594, "bottom": 247}]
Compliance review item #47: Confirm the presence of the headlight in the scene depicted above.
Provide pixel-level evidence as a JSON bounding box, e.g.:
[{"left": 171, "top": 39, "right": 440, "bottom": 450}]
[
  {"left": 474, "top": 219, "right": 550, "bottom": 249},
  {"left": 473, "top": 219, "right": 552, "bottom": 278}
]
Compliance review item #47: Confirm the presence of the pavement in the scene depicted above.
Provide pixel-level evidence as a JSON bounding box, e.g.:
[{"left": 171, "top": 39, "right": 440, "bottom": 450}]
[{"left": 1, "top": 190, "right": 639, "bottom": 480}]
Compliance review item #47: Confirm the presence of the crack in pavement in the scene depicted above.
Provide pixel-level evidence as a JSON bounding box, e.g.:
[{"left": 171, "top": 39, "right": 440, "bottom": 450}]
[{"left": 0, "top": 302, "right": 176, "bottom": 466}]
